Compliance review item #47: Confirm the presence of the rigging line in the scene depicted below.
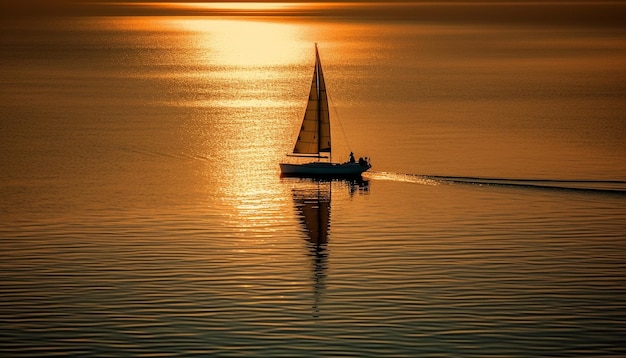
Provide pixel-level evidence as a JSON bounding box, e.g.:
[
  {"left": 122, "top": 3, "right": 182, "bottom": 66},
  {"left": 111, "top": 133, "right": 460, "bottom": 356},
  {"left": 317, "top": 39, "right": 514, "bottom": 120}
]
[{"left": 326, "top": 89, "right": 352, "bottom": 153}]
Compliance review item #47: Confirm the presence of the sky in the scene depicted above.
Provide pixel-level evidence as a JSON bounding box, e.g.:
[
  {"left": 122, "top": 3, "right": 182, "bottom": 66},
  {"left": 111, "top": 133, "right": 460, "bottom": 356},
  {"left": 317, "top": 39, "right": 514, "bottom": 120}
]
[{"left": 1, "top": 0, "right": 625, "bottom": 28}]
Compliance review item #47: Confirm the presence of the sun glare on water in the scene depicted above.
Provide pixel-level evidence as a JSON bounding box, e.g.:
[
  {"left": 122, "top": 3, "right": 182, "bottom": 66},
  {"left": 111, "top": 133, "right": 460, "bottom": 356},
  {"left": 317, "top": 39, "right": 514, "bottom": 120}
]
[
  {"left": 170, "top": 18, "right": 306, "bottom": 67},
  {"left": 153, "top": 16, "right": 308, "bottom": 218}
]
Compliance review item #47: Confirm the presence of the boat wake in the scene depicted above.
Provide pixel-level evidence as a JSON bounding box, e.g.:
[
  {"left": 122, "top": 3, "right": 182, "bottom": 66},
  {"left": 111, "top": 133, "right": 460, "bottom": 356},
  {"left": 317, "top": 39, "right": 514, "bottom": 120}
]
[
  {"left": 366, "top": 171, "right": 626, "bottom": 195},
  {"left": 364, "top": 171, "right": 440, "bottom": 186}
]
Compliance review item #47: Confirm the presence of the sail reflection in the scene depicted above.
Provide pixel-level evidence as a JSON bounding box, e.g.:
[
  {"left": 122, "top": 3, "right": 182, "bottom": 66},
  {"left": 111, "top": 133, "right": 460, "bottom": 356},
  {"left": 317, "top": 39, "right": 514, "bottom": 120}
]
[
  {"left": 291, "top": 178, "right": 369, "bottom": 316},
  {"left": 292, "top": 180, "right": 329, "bottom": 317}
]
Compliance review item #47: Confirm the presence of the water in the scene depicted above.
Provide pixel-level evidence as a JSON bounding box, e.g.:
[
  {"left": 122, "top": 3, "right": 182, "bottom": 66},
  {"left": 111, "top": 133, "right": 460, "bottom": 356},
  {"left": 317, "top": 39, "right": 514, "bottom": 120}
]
[{"left": 1, "top": 2, "right": 626, "bottom": 356}]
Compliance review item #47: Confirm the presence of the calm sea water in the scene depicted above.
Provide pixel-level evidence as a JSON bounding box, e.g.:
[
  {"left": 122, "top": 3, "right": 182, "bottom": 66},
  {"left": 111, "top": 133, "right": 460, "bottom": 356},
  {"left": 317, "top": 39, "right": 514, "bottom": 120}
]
[{"left": 2, "top": 3, "right": 626, "bottom": 356}]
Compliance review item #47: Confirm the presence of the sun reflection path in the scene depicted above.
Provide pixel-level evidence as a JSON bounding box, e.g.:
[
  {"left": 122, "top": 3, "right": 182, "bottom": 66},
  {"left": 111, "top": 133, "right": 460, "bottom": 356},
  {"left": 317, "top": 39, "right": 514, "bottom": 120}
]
[
  {"left": 172, "top": 18, "right": 308, "bottom": 68},
  {"left": 165, "top": 18, "right": 309, "bottom": 239},
  {"left": 160, "top": 15, "right": 373, "bottom": 253}
]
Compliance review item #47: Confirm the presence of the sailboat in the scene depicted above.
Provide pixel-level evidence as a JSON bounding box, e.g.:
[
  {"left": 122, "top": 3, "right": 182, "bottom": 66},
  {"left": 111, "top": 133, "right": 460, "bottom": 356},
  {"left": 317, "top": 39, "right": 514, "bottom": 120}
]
[{"left": 280, "top": 44, "right": 371, "bottom": 177}]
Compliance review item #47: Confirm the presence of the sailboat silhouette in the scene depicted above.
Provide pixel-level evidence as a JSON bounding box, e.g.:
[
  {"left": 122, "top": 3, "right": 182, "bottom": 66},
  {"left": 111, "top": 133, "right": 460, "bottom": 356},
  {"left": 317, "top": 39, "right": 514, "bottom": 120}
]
[{"left": 280, "top": 44, "right": 371, "bottom": 177}]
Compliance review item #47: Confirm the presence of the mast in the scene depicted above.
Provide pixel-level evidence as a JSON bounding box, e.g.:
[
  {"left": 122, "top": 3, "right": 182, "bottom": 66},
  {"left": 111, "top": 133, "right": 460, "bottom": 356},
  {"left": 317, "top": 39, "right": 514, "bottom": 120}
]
[
  {"left": 315, "top": 43, "right": 332, "bottom": 162},
  {"left": 316, "top": 44, "right": 322, "bottom": 160}
]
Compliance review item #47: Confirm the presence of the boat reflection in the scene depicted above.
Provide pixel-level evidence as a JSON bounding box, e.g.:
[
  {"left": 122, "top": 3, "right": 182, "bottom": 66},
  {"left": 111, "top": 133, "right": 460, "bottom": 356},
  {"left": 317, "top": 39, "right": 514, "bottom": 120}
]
[{"left": 290, "top": 178, "right": 369, "bottom": 316}]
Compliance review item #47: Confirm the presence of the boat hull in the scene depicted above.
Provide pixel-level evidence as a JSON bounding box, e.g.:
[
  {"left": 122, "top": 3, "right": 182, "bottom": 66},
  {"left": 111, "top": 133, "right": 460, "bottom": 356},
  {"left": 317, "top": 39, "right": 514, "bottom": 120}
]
[{"left": 280, "top": 161, "right": 370, "bottom": 178}]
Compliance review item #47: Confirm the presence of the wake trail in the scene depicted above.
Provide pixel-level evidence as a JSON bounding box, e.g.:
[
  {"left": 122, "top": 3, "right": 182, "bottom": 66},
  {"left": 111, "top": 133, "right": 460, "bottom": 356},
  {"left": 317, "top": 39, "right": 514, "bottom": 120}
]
[
  {"left": 366, "top": 171, "right": 626, "bottom": 195},
  {"left": 364, "top": 172, "right": 440, "bottom": 186},
  {"left": 121, "top": 145, "right": 213, "bottom": 162}
]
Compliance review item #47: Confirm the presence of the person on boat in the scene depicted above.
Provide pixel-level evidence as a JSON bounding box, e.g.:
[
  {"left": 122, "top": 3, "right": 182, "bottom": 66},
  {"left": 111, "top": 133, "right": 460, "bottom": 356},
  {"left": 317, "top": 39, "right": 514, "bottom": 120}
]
[
  {"left": 357, "top": 157, "right": 370, "bottom": 167},
  {"left": 349, "top": 152, "right": 355, "bottom": 163}
]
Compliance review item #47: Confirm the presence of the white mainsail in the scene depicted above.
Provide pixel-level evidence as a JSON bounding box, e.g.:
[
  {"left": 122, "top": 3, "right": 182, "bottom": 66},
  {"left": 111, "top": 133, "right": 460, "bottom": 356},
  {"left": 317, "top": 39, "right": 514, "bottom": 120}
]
[{"left": 292, "top": 44, "right": 331, "bottom": 157}]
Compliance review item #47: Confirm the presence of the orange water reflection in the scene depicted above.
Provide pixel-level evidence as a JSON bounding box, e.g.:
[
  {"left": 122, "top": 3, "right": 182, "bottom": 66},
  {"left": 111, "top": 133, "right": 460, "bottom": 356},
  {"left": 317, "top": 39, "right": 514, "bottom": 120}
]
[
  {"left": 133, "top": 15, "right": 371, "bottom": 239},
  {"left": 173, "top": 18, "right": 306, "bottom": 67},
  {"left": 162, "top": 18, "right": 303, "bottom": 234}
]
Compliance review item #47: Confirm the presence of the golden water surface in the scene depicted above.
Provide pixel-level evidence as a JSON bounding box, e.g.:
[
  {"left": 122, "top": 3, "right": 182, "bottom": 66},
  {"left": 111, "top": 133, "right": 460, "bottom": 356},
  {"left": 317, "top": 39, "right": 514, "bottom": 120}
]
[{"left": 1, "top": 2, "right": 626, "bottom": 356}]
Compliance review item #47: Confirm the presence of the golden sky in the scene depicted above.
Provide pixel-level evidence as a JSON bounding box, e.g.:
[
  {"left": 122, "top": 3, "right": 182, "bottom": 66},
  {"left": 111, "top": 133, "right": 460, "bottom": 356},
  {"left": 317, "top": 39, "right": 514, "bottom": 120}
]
[{"left": 2, "top": 1, "right": 625, "bottom": 29}]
